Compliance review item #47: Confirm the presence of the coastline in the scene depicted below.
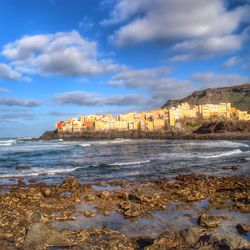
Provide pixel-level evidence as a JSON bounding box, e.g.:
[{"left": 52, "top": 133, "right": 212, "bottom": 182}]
[
  {"left": 0, "top": 174, "right": 249, "bottom": 249},
  {"left": 39, "top": 129, "right": 250, "bottom": 141}
]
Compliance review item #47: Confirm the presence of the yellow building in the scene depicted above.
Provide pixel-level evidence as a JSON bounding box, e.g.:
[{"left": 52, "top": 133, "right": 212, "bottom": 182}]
[
  {"left": 178, "top": 103, "right": 198, "bottom": 119},
  {"left": 169, "top": 109, "right": 176, "bottom": 127},
  {"left": 145, "top": 121, "right": 154, "bottom": 131},
  {"left": 198, "top": 103, "right": 231, "bottom": 118},
  {"left": 153, "top": 119, "right": 165, "bottom": 130},
  {"left": 95, "top": 121, "right": 109, "bottom": 130},
  {"left": 236, "top": 110, "right": 250, "bottom": 121}
]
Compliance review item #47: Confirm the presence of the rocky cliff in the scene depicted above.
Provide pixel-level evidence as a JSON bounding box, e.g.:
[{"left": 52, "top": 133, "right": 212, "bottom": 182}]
[{"left": 162, "top": 84, "right": 250, "bottom": 111}]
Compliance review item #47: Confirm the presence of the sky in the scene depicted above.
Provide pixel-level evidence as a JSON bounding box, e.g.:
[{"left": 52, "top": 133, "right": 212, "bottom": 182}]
[{"left": 0, "top": 0, "right": 249, "bottom": 137}]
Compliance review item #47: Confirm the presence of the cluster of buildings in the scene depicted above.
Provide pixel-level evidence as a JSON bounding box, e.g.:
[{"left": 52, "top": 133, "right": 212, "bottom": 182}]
[{"left": 56, "top": 102, "right": 250, "bottom": 132}]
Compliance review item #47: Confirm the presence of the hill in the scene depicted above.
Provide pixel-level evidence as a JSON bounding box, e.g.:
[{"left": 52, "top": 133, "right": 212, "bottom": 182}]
[{"left": 162, "top": 84, "right": 250, "bottom": 111}]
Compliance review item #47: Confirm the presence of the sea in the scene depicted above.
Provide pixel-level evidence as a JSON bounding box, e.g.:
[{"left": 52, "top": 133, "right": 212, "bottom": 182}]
[{"left": 0, "top": 138, "right": 249, "bottom": 185}]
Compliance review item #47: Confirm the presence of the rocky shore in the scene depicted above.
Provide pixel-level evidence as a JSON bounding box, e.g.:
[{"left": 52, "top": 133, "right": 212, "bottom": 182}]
[
  {"left": 39, "top": 129, "right": 250, "bottom": 141},
  {"left": 0, "top": 174, "right": 249, "bottom": 249}
]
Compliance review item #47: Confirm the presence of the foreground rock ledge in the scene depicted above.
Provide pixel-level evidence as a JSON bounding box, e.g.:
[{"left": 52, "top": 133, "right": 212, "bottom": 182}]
[{"left": 0, "top": 174, "right": 249, "bottom": 249}]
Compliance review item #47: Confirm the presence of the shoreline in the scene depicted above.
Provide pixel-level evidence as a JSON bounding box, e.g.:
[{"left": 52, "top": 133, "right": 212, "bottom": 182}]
[
  {"left": 0, "top": 174, "right": 249, "bottom": 249},
  {"left": 38, "top": 130, "right": 250, "bottom": 141}
]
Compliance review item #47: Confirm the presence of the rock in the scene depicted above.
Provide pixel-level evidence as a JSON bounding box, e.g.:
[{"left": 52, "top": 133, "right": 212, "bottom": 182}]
[
  {"left": 236, "top": 223, "right": 250, "bottom": 235},
  {"left": 146, "top": 230, "right": 181, "bottom": 250},
  {"left": 23, "top": 223, "right": 71, "bottom": 250},
  {"left": 198, "top": 214, "right": 220, "bottom": 228},
  {"left": 98, "top": 191, "right": 109, "bottom": 199},
  {"left": 71, "top": 227, "right": 135, "bottom": 249},
  {"left": 17, "top": 179, "right": 25, "bottom": 185},
  {"left": 208, "top": 231, "right": 250, "bottom": 249},
  {"left": 85, "top": 194, "right": 95, "bottom": 201},
  {"left": 15, "top": 166, "right": 31, "bottom": 171},
  {"left": 82, "top": 211, "right": 95, "bottom": 218},
  {"left": 222, "top": 166, "right": 238, "bottom": 171},
  {"left": 180, "top": 227, "right": 203, "bottom": 245},
  {"left": 42, "top": 188, "right": 51, "bottom": 197},
  {"left": 120, "top": 202, "right": 141, "bottom": 218}
]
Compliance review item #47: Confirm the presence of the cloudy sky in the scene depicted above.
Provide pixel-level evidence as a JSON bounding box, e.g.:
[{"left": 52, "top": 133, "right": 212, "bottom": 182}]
[{"left": 0, "top": 0, "right": 249, "bottom": 137}]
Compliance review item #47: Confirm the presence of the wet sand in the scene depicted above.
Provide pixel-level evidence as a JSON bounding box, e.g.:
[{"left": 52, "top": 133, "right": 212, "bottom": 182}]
[{"left": 0, "top": 174, "right": 249, "bottom": 249}]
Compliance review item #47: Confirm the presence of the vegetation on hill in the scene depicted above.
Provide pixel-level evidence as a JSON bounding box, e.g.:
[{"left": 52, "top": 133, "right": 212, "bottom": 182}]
[{"left": 162, "top": 84, "right": 250, "bottom": 111}]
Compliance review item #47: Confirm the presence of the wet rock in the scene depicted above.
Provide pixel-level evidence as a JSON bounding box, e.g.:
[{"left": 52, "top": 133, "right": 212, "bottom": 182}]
[
  {"left": 118, "top": 191, "right": 129, "bottom": 200},
  {"left": 180, "top": 227, "right": 204, "bottom": 245},
  {"left": 146, "top": 230, "right": 181, "bottom": 250},
  {"left": 17, "top": 179, "right": 25, "bottom": 186},
  {"left": 82, "top": 211, "right": 95, "bottom": 218},
  {"left": 85, "top": 194, "right": 95, "bottom": 201},
  {"left": 207, "top": 231, "right": 250, "bottom": 249},
  {"left": 23, "top": 223, "right": 72, "bottom": 250},
  {"left": 98, "top": 190, "right": 109, "bottom": 199},
  {"left": 60, "top": 177, "right": 81, "bottom": 190},
  {"left": 42, "top": 188, "right": 51, "bottom": 197},
  {"left": 15, "top": 166, "right": 31, "bottom": 171},
  {"left": 71, "top": 227, "right": 135, "bottom": 250},
  {"left": 236, "top": 223, "right": 250, "bottom": 235},
  {"left": 120, "top": 201, "right": 142, "bottom": 218},
  {"left": 198, "top": 214, "right": 220, "bottom": 228},
  {"left": 222, "top": 166, "right": 238, "bottom": 171}
]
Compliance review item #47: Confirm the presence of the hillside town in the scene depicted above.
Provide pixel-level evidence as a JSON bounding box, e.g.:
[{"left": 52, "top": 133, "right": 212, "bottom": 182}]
[{"left": 56, "top": 103, "right": 250, "bottom": 133}]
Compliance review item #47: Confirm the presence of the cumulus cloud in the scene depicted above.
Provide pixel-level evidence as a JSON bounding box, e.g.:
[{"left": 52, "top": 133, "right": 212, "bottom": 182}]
[
  {"left": 109, "top": 67, "right": 193, "bottom": 107},
  {"left": 2, "top": 31, "right": 122, "bottom": 77},
  {"left": 191, "top": 72, "right": 249, "bottom": 88},
  {"left": 54, "top": 91, "right": 143, "bottom": 106},
  {"left": 170, "top": 31, "right": 249, "bottom": 61},
  {"left": 0, "top": 97, "right": 41, "bottom": 107},
  {"left": 0, "top": 63, "right": 22, "bottom": 80},
  {"left": 106, "top": 0, "right": 250, "bottom": 60}
]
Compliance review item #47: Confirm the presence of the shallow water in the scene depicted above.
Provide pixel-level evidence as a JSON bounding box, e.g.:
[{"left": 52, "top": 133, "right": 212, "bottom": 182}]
[
  {"left": 54, "top": 199, "right": 250, "bottom": 240},
  {"left": 0, "top": 138, "right": 249, "bottom": 185}
]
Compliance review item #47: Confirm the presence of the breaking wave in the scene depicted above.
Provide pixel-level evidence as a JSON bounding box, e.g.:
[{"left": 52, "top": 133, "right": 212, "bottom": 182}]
[
  {"left": 78, "top": 143, "right": 91, "bottom": 147},
  {"left": 0, "top": 139, "right": 16, "bottom": 147},
  {"left": 198, "top": 149, "right": 242, "bottom": 159},
  {"left": 162, "top": 141, "right": 249, "bottom": 148},
  {"left": 0, "top": 166, "right": 83, "bottom": 178},
  {"left": 110, "top": 160, "right": 151, "bottom": 166}
]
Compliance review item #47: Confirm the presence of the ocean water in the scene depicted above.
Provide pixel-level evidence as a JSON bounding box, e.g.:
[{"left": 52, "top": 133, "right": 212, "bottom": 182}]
[{"left": 0, "top": 138, "right": 249, "bottom": 185}]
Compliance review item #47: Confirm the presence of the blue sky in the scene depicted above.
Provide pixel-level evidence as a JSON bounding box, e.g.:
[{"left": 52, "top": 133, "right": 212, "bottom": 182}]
[{"left": 0, "top": 0, "right": 249, "bottom": 137}]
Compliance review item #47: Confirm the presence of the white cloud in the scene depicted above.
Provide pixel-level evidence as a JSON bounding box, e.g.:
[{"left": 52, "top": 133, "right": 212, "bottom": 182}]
[
  {"left": 221, "top": 56, "right": 241, "bottom": 68},
  {"left": 191, "top": 72, "right": 249, "bottom": 88},
  {"left": 2, "top": 31, "right": 122, "bottom": 77},
  {"left": 0, "top": 63, "right": 21, "bottom": 80},
  {"left": 109, "top": 0, "right": 250, "bottom": 44},
  {"left": 0, "top": 97, "right": 41, "bottom": 107},
  {"left": 109, "top": 67, "right": 193, "bottom": 107},
  {"left": 106, "top": 0, "right": 250, "bottom": 60},
  {"left": 54, "top": 91, "right": 143, "bottom": 106},
  {"left": 170, "top": 32, "right": 248, "bottom": 61}
]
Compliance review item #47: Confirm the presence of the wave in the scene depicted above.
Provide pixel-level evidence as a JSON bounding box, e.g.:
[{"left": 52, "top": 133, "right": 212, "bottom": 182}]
[
  {"left": 95, "top": 139, "right": 132, "bottom": 145},
  {"left": 158, "top": 149, "right": 242, "bottom": 160},
  {"left": 78, "top": 143, "right": 91, "bottom": 147},
  {"left": 0, "top": 139, "right": 16, "bottom": 147},
  {"left": 198, "top": 149, "right": 242, "bottom": 159},
  {"left": 0, "top": 143, "right": 13, "bottom": 147},
  {"left": 0, "top": 166, "right": 83, "bottom": 178},
  {"left": 163, "top": 141, "right": 249, "bottom": 148},
  {"left": 110, "top": 159, "right": 151, "bottom": 166}
]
